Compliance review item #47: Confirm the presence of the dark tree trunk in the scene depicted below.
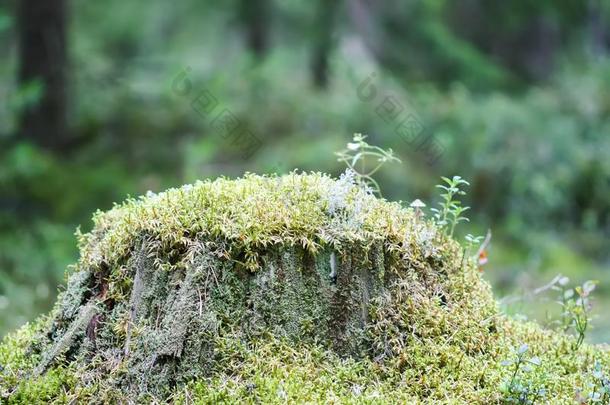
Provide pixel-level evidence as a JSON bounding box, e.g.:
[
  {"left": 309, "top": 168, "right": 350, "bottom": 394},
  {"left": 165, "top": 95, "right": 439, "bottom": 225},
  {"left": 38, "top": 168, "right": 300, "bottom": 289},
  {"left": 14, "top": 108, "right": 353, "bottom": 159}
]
[
  {"left": 239, "top": 0, "right": 269, "bottom": 59},
  {"left": 310, "top": 0, "right": 340, "bottom": 89},
  {"left": 588, "top": 0, "right": 610, "bottom": 57},
  {"left": 17, "top": 0, "right": 68, "bottom": 151}
]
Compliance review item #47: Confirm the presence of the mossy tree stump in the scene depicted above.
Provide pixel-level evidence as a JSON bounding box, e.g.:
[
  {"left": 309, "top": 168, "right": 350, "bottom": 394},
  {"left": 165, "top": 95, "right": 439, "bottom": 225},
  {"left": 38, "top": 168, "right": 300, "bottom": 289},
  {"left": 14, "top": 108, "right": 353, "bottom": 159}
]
[{"left": 1, "top": 173, "right": 608, "bottom": 403}]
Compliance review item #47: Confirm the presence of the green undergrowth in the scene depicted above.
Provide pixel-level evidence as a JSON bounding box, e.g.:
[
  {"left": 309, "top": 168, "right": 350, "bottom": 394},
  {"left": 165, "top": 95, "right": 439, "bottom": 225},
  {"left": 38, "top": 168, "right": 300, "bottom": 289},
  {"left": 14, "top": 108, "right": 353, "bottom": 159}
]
[{"left": 0, "top": 173, "right": 608, "bottom": 403}]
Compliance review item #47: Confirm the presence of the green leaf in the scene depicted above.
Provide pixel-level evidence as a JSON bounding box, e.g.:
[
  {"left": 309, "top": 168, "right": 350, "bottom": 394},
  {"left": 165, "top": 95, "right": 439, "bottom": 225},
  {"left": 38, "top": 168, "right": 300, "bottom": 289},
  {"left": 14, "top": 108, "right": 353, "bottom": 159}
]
[{"left": 528, "top": 357, "right": 541, "bottom": 366}]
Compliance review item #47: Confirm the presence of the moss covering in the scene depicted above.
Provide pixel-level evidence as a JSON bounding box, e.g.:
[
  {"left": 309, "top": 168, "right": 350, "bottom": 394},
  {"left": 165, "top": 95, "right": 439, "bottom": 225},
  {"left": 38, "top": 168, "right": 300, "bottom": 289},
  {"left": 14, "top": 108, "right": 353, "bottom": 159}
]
[{"left": 0, "top": 172, "right": 608, "bottom": 403}]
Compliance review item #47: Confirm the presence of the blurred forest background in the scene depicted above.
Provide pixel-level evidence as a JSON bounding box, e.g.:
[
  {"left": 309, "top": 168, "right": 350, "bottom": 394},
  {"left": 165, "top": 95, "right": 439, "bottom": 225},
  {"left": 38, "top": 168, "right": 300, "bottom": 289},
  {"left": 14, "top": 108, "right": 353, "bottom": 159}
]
[{"left": 0, "top": 1, "right": 609, "bottom": 342}]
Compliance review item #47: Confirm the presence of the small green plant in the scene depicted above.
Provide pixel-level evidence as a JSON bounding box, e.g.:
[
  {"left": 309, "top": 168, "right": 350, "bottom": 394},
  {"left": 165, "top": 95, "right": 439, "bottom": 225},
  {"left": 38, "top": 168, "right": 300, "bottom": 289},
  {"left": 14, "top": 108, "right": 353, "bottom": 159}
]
[
  {"left": 461, "top": 233, "right": 484, "bottom": 269},
  {"left": 500, "top": 344, "right": 546, "bottom": 404},
  {"left": 335, "top": 133, "right": 401, "bottom": 196},
  {"left": 464, "top": 234, "right": 483, "bottom": 251},
  {"left": 572, "top": 280, "right": 598, "bottom": 349},
  {"left": 552, "top": 277, "right": 597, "bottom": 349},
  {"left": 563, "top": 280, "right": 597, "bottom": 349},
  {"left": 431, "top": 176, "right": 470, "bottom": 237},
  {"left": 576, "top": 362, "right": 610, "bottom": 404},
  {"left": 587, "top": 362, "right": 610, "bottom": 403}
]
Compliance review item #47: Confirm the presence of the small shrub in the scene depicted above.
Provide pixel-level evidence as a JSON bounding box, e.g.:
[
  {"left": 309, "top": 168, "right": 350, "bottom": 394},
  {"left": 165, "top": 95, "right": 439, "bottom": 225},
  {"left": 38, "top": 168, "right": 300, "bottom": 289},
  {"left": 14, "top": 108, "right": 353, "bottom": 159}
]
[
  {"left": 334, "top": 133, "right": 400, "bottom": 196},
  {"left": 587, "top": 362, "right": 610, "bottom": 403},
  {"left": 552, "top": 277, "right": 598, "bottom": 349},
  {"left": 431, "top": 175, "right": 470, "bottom": 237},
  {"left": 500, "top": 344, "right": 546, "bottom": 404}
]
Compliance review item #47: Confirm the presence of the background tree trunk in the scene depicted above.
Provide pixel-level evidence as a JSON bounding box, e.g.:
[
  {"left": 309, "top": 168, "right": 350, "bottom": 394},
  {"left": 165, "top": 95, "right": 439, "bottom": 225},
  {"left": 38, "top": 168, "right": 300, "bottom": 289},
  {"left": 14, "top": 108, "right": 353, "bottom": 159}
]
[
  {"left": 588, "top": 0, "right": 610, "bottom": 57},
  {"left": 310, "top": 0, "right": 340, "bottom": 89},
  {"left": 17, "top": 0, "right": 68, "bottom": 151},
  {"left": 239, "top": 0, "right": 269, "bottom": 60}
]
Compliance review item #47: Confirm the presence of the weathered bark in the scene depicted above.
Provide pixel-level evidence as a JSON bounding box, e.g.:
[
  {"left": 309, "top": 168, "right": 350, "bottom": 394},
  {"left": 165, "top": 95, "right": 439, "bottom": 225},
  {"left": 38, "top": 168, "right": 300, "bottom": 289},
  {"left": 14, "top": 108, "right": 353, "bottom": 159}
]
[
  {"left": 17, "top": 0, "right": 69, "bottom": 151},
  {"left": 33, "top": 239, "right": 390, "bottom": 397}
]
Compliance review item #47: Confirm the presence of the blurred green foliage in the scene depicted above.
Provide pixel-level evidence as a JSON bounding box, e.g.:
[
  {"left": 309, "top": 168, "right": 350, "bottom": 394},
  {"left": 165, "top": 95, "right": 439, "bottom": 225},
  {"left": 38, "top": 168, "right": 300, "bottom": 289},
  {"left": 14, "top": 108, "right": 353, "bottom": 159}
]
[{"left": 0, "top": 0, "right": 608, "bottom": 338}]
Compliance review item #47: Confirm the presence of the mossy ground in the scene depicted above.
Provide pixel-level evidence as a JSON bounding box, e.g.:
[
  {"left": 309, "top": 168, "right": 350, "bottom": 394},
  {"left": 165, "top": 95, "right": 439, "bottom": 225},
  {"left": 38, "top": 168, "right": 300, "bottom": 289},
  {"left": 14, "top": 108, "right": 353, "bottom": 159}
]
[{"left": 0, "top": 173, "right": 608, "bottom": 404}]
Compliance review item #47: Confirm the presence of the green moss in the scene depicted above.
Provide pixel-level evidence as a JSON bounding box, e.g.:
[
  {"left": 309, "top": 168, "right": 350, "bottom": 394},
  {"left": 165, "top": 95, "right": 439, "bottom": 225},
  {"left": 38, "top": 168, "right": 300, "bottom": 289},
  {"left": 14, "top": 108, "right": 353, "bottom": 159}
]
[
  {"left": 0, "top": 320, "right": 78, "bottom": 404},
  {"left": 1, "top": 173, "right": 608, "bottom": 403},
  {"left": 77, "top": 172, "right": 427, "bottom": 275}
]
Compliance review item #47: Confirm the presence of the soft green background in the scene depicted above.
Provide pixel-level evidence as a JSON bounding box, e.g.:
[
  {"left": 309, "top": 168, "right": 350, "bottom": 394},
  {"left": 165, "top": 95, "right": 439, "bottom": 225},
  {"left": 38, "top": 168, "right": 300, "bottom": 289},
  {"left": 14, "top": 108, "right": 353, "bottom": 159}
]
[{"left": 0, "top": 1, "right": 609, "bottom": 342}]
